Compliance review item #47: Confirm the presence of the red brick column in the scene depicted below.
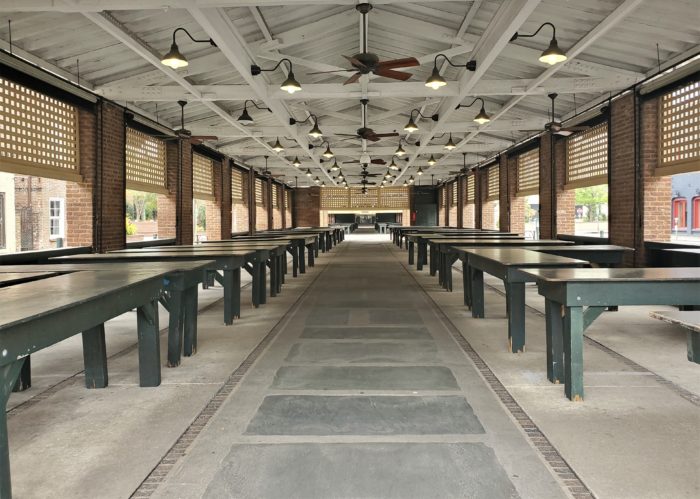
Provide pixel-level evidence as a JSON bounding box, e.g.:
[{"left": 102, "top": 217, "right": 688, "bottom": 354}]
[
  {"left": 205, "top": 159, "right": 223, "bottom": 241},
  {"left": 66, "top": 107, "right": 96, "bottom": 248},
  {"left": 220, "top": 160, "right": 232, "bottom": 239},
  {"left": 498, "top": 154, "right": 509, "bottom": 231},
  {"left": 457, "top": 176, "right": 464, "bottom": 228},
  {"left": 293, "top": 187, "right": 320, "bottom": 227},
  {"left": 178, "top": 141, "right": 194, "bottom": 244},
  {"left": 539, "top": 133, "right": 574, "bottom": 238}
]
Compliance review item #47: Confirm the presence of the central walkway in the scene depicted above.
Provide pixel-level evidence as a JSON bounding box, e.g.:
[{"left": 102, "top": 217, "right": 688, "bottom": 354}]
[{"left": 153, "top": 231, "right": 568, "bottom": 498}]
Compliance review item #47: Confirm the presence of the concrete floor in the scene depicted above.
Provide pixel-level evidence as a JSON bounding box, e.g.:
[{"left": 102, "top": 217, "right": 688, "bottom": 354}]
[{"left": 6, "top": 231, "right": 700, "bottom": 498}]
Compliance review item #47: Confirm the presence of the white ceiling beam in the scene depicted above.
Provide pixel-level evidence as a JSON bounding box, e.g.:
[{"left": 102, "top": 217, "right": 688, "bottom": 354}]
[
  {"left": 0, "top": 0, "right": 456, "bottom": 12},
  {"left": 393, "top": 0, "right": 542, "bottom": 184},
  {"left": 95, "top": 76, "right": 635, "bottom": 102},
  {"left": 191, "top": 119, "right": 547, "bottom": 138},
  {"left": 220, "top": 144, "right": 501, "bottom": 156},
  {"left": 187, "top": 6, "right": 335, "bottom": 183},
  {"left": 435, "top": 0, "right": 646, "bottom": 169}
]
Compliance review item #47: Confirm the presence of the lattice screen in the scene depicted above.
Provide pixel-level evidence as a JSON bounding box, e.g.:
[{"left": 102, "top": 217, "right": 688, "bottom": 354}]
[
  {"left": 0, "top": 77, "right": 80, "bottom": 181},
  {"left": 451, "top": 181, "right": 458, "bottom": 205},
  {"left": 658, "top": 80, "right": 700, "bottom": 175},
  {"left": 321, "top": 187, "right": 409, "bottom": 209},
  {"left": 255, "top": 178, "right": 264, "bottom": 205},
  {"left": 350, "top": 188, "right": 379, "bottom": 209},
  {"left": 566, "top": 122, "right": 608, "bottom": 189},
  {"left": 487, "top": 164, "right": 499, "bottom": 201},
  {"left": 284, "top": 188, "right": 289, "bottom": 209},
  {"left": 231, "top": 168, "right": 244, "bottom": 201},
  {"left": 517, "top": 148, "right": 539, "bottom": 196},
  {"left": 379, "top": 187, "right": 409, "bottom": 209},
  {"left": 193, "top": 153, "right": 214, "bottom": 200},
  {"left": 466, "top": 174, "right": 475, "bottom": 204},
  {"left": 272, "top": 183, "right": 279, "bottom": 208},
  {"left": 125, "top": 127, "right": 166, "bottom": 193},
  {"left": 320, "top": 187, "right": 348, "bottom": 209}
]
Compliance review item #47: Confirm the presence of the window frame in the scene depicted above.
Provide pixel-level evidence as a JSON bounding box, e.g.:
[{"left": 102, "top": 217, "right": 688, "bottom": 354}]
[
  {"left": 692, "top": 197, "right": 700, "bottom": 231},
  {"left": 672, "top": 197, "right": 688, "bottom": 230},
  {"left": 0, "top": 192, "right": 5, "bottom": 249},
  {"left": 49, "top": 197, "right": 65, "bottom": 240}
]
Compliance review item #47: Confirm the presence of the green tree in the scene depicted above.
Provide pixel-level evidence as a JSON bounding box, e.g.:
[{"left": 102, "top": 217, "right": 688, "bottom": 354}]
[{"left": 575, "top": 186, "right": 608, "bottom": 222}]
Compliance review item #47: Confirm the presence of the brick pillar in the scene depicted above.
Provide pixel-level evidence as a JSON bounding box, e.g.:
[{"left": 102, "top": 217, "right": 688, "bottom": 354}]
[
  {"left": 177, "top": 141, "right": 194, "bottom": 244},
  {"left": 220, "top": 160, "right": 232, "bottom": 238},
  {"left": 498, "top": 154, "right": 510, "bottom": 231},
  {"left": 609, "top": 93, "right": 636, "bottom": 265},
  {"left": 247, "top": 169, "right": 256, "bottom": 234},
  {"left": 293, "top": 187, "right": 320, "bottom": 227},
  {"left": 93, "top": 101, "right": 126, "bottom": 252},
  {"left": 639, "top": 94, "right": 672, "bottom": 264},
  {"left": 506, "top": 155, "right": 525, "bottom": 235},
  {"left": 66, "top": 107, "right": 96, "bottom": 248},
  {"left": 267, "top": 177, "right": 274, "bottom": 230},
  {"left": 205, "top": 159, "right": 223, "bottom": 241},
  {"left": 539, "top": 133, "right": 575, "bottom": 239}
]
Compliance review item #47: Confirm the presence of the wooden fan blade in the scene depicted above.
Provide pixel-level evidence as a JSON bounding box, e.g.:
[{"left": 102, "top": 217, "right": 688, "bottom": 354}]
[
  {"left": 345, "top": 160, "right": 361, "bottom": 163},
  {"left": 365, "top": 135, "right": 381, "bottom": 142},
  {"left": 192, "top": 135, "right": 218, "bottom": 140},
  {"left": 372, "top": 133, "right": 400, "bottom": 138},
  {"left": 370, "top": 159, "right": 386, "bottom": 164},
  {"left": 373, "top": 68, "right": 413, "bottom": 81},
  {"left": 307, "top": 69, "right": 354, "bottom": 75},
  {"left": 376, "top": 57, "right": 419, "bottom": 69},
  {"left": 342, "top": 55, "right": 368, "bottom": 71},
  {"left": 562, "top": 126, "right": 590, "bottom": 132},
  {"left": 343, "top": 72, "right": 362, "bottom": 85}
]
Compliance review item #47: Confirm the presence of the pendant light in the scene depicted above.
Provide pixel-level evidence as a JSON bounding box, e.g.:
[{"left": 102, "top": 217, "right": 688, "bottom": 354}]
[
  {"left": 510, "top": 22, "right": 567, "bottom": 66},
  {"left": 417, "top": 166, "right": 424, "bottom": 176},
  {"left": 161, "top": 28, "right": 216, "bottom": 69},
  {"left": 408, "top": 175, "right": 415, "bottom": 184},
  {"left": 292, "top": 156, "right": 301, "bottom": 167},
  {"left": 455, "top": 97, "right": 490, "bottom": 124},
  {"left": 305, "top": 168, "right": 312, "bottom": 177},
  {"left": 271, "top": 137, "right": 284, "bottom": 152},
  {"left": 313, "top": 176, "right": 321, "bottom": 184},
  {"left": 237, "top": 100, "right": 271, "bottom": 125},
  {"left": 444, "top": 133, "right": 457, "bottom": 151},
  {"left": 318, "top": 141, "right": 334, "bottom": 159},
  {"left": 290, "top": 114, "right": 322, "bottom": 138},
  {"left": 384, "top": 170, "right": 392, "bottom": 179},
  {"left": 427, "top": 155, "right": 436, "bottom": 166},
  {"left": 330, "top": 159, "right": 340, "bottom": 171},
  {"left": 389, "top": 157, "right": 399, "bottom": 170},
  {"left": 337, "top": 170, "right": 345, "bottom": 180},
  {"left": 251, "top": 58, "right": 302, "bottom": 93},
  {"left": 321, "top": 181, "right": 326, "bottom": 187},
  {"left": 424, "top": 54, "right": 476, "bottom": 89},
  {"left": 395, "top": 139, "right": 407, "bottom": 157},
  {"left": 403, "top": 180, "right": 409, "bottom": 186}
]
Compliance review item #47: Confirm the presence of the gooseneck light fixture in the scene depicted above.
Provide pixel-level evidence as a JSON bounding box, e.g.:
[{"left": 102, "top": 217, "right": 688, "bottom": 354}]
[
  {"left": 417, "top": 166, "right": 424, "bottom": 176},
  {"left": 305, "top": 168, "right": 312, "bottom": 177},
  {"left": 237, "top": 100, "right": 271, "bottom": 125},
  {"left": 455, "top": 97, "right": 490, "bottom": 124},
  {"left": 290, "top": 114, "right": 323, "bottom": 138},
  {"left": 427, "top": 155, "right": 437, "bottom": 166},
  {"left": 425, "top": 54, "right": 477, "bottom": 90},
  {"left": 510, "top": 22, "right": 567, "bottom": 66},
  {"left": 388, "top": 157, "right": 400, "bottom": 170},
  {"left": 395, "top": 138, "right": 407, "bottom": 157},
  {"left": 444, "top": 133, "right": 457, "bottom": 151},
  {"left": 408, "top": 175, "right": 415, "bottom": 184},
  {"left": 329, "top": 159, "right": 340, "bottom": 172},
  {"left": 404, "top": 109, "right": 439, "bottom": 132},
  {"left": 251, "top": 58, "right": 302, "bottom": 94},
  {"left": 161, "top": 27, "right": 217, "bottom": 69},
  {"left": 292, "top": 156, "right": 301, "bottom": 167},
  {"left": 319, "top": 140, "right": 334, "bottom": 159}
]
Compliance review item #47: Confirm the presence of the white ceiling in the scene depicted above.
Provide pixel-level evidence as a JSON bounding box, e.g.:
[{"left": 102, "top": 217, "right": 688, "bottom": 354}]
[{"left": 1, "top": 0, "right": 698, "bottom": 186}]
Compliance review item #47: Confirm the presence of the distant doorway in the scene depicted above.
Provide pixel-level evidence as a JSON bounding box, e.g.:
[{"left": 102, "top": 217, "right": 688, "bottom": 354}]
[{"left": 356, "top": 214, "right": 375, "bottom": 225}]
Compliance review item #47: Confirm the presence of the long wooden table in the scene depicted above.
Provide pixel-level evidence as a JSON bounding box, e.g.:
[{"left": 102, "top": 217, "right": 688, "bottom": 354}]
[
  {"left": 0, "top": 270, "right": 169, "bottom": 498},
  {"left": 650, "top": 310, "right": 700, "bottom": 362},
  {"left": 523, "top": 267, "right": 700, "bottom": 401},
  {"left": 55, "top": 248, "right": 257, "bottom": 325},
  {"left": 662, "top": 248, "right": 700, "bottom": 266},
  {"left": 459, "top": 248, "right": 588, "bottom": 353},
  {"left": 406, "top": 232, "right": 522, "bottom": 270},
  {"left": 0, "top": 272, "right": 59, "bottom": 287}
]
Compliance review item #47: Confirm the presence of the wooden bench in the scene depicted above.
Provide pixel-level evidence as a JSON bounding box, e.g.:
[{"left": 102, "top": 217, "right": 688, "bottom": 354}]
[
  {"left": 524, "top": 268, "right": 700, "bottom": 401},
  {"left": 650, "top": 310, "right": 700, "bottom": 363}
]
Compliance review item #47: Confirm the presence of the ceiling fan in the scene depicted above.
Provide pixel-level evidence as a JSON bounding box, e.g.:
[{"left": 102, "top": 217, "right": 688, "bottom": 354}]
[
  {"left": 338, "top": 99, "right": 399, "bottom": 144},
  {"left": 156, "top": 101, "right": 218, "bottom": 144},
  {"left": 448, "top": 153, "right": 472, "bottom": 175},
  {"left": 307, "top": 3, "right": 419, "bottom": 85},
  {"left": 347, "top": 165, "right": 382, "bottom": 178},
  {"left": 543, "top": 93, "right": 590, "bottom": 136}
]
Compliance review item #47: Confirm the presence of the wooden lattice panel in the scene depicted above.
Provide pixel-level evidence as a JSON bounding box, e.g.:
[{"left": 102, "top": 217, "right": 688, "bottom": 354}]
[
  {"left": 658, "top": 80, "right": 700, "bottom": 175},
  {"left": 272, "top": 183, "right": 279, "bottom": 208},
  {"left": 451, "top": 181, "right": 458, "bottom": 205},
  {"left": 466, "top": 174, "right": 475, "bottom": 204},
  {"left": 231, "top": 168, "right": 244, "bottom": 201},
  {"left": 0, "top": 77, "right": 80, "bottom": 181},
  {"left": 517, "top": 148, "right": 539, "bottom": 196},
  {"left": 349, "top": 188, "right": 379, "bottom": 209},
  {"left": 255, "top": 178, "right": 264, "bottom": 205},
  {"left": 125, "top": 127, "right": 166, "bottom": 193},
  {"left": 566, "top": 122, "right": 608, "bottom": 188},
  {"left": 321, "top": 187, "right": 349, "bottom": 209},
  {"left": 193, "top": 153, "right": 214, "bottom": 200},
  {"left": 379, "top": 187, "right": 409, "bottom": 209},
  {"left": 487, "top": 164, "right": 499, "bottom": 201},
  {"left": 284, "top": 188, "right": 289, "bottom": 209}
]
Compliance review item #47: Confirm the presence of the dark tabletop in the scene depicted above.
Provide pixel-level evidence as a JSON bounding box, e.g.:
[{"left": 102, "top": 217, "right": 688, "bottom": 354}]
[
  {"left": 447, "top": 239, "right": 572, "bottom": 247},
  {"left": 0, "top": 272, "right": 59, "bottom": 287},
  {"left": 54, "top": 250, "right": 255, "bottom": 261},
  {"left": 522, "top": 267, "right": 700, "bottom": 282},
  {"left": 0, "top": 261, "right": 214, "bottom": 274},
  {"left": 459, "top": 248, "right": 588, "bottom": 267},
  {"left": 664, "top": 248, "right": 700, "bottom": 255},
  {"left": 524, "top": 245, "right": 633, "bottom": 252}
]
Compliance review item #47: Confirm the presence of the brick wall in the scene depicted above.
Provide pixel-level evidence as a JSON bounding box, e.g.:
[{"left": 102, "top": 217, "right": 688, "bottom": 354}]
[
  {"left": 498, "top": 154, "right": 510, "bottom": 231},
  {"left": 232, "top": 168, "right": 250, "bottom": 233},
  {"left": 220, "top": 160, "right": 232, "bottom": 239},
  {"left": 179, "top": 142, "right": 193, "bottom": 244},
  {"left": 293, "top": 187, "right": 320, "bottom": 227},
  {"left": 639, "top": 95, "right": 672, "bottom": 263},
  {"left": 463, "top": 203, "right": 475, "bottom": 228},
  {"left": 507, "top": 155, "right": 525, "bottom": 235},
  {"left": 285, "top": 189, "right": 293, "bottom": 228},
  {"left": 94, "top": 102, "right": 125, "bottom": 252},
  {"left": 158, "top": 141, "right": 179, "bottom": 239},
  {"left": 555, "top": 139, "right": 575, "bottom": 235},
  {"left": 203, "top": 159, "right": 223, "bottom": 241},
  {"left": 539, "top": 133, "right": 575, "bottom": 238},
  {"left": 66, "top": 107, "right": 96, "bottom": 247}
]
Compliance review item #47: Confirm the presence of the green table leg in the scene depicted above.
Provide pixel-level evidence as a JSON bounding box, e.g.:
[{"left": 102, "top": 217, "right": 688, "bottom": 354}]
[
  {"left": 545, "top": 299, "right": 564, "bottom": 384},
  {"left": 505, "top": 282, "right": 526, "bottom": 353},
  {"left": 251, "top": 260, "right": 261, "bottom": 308},
  {"left": 223, "top": 269, "right": 235, "bottom": 325},
  {"left": 1, "top": 360, "right": 24, "bottom": 499},
  {"left": 11, "top": 357, "right": 30, "bottom": 393},
  {"left": 183, "top": 285, "right": 199, "bottom": 356},
  {"left": 299, "top": 245, "right": 306, "bottom": 274},
  {"left": 259, "top": 261, "right": 267, "bottom": 305},
  {"left": 165, "top": 288, "right": 183, "bottom": 367},
  {"left": 470, "top": 267, "right": 485, "bottom": 318},
  {"left": 82, "top": 324, "right": 109, "bottom": 387},
  {"left": 417, "top": 242, "right": 424, "bottom": 271},
  {"left": 308, "top": 244, "right": 315, "bottom": 267},
  {"left": 563, "top": 306, "right": 585, "bottom": 401},
  {"left": 137, "top": 299, "right": 161, "bottom": 388},
  {"left": 408, "top": 241, "right": 415, "bottom": 265},
  {"left": 462, "top": 260, "right": 470, "bottom": 307},
  {"left": 687, "top": 331, "right": 699, "bottom": 363},
  {"left": 269, "top": 258, "right": 277, "bottom": 298}
]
